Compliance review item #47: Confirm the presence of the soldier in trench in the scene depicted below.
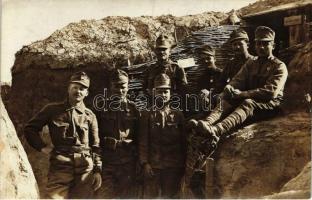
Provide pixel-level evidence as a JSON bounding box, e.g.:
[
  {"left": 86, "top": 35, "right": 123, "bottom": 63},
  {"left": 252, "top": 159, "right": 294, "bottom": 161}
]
[
  {"left": 24, "top": 71, "right": 102, "bottom": 199},
  {"left": 144, "top": 34, "right": 188, "bottom": 96},
  {"left": 182, "top": 26, "right": 288, "bottom": 197},
  {"left": 218, "top": 28, "right": 255, "bottom": 91},
  {"left": 139, "top": 73, "right": 186, "bottom": 198},
  {"left": 94, "top": 69, "right": 140, "bottom": 198}
]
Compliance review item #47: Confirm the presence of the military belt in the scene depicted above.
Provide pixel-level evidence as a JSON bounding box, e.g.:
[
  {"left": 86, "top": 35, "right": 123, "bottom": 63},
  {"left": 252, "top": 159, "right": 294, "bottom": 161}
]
[
  {"left": 54, "top": 145, "right": 91, "bottom": 154},
  {"left": 103, "top": 136, "right": 133, "bottom": 150}
]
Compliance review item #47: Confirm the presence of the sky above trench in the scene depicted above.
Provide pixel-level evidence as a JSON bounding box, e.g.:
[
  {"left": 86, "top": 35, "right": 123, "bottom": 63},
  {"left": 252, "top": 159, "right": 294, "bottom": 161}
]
[{"left": 1, "top": 0, "right": 257, "bottom": 83}]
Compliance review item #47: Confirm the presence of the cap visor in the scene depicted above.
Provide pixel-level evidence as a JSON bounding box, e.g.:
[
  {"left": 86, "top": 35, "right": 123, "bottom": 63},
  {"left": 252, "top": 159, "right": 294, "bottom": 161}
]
[
  {"left": 230, "top": 37, "right": 248, "bottom": 43},
  {"left": 200, "top": 51, "right": 214, "bottom": 56},
  {"left": 255, "top": 38, "right": 273, "bottom": 41},
  {"left": 156, "top": 45, "right": 170, "bottom": 49},
  {"left": 70, "top": 81, "right": 89, "bottom": 88},
  {"left": 155, "top": 86, "right": 171, "bottom": 89}
]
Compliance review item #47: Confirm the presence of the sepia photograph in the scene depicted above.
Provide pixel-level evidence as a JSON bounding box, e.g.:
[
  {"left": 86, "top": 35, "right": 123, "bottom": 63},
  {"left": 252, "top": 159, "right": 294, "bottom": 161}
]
[{"left": 1, "top": 0, "right": 311, "bottom": 199}]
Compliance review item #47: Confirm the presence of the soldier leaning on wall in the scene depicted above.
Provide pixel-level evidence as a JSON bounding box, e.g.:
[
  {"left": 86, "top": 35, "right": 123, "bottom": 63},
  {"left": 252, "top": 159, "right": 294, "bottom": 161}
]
[
  {"left": 24, "top": 72, "right": 102, "bottom": 199},
  {"left": 94, "top": 69, "right": 140, "bottom": 198}
]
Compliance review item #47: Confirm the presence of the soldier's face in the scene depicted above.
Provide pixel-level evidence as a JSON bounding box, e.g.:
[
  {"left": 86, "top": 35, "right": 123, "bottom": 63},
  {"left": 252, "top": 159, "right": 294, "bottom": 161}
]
[
  {"left": 231, "top": 39, "right": 248, "bottom": 55},
  {"left": 255, "top": 40, "right": 274, "bottom": 57},
  {"left": 199, "top": 55, "right": 215, "bottom": 66},
  {"left": 155, "top": 88, "right": 171, "bottom": 103},
  {"left": 68, "top": 83, "right": 88, "bottom": 103},
  {"left": 155, "top": 48, "right": 170, "bottom": 62},
  {"left": 110, "top": 82, "right": 128, "bottom": 100}
]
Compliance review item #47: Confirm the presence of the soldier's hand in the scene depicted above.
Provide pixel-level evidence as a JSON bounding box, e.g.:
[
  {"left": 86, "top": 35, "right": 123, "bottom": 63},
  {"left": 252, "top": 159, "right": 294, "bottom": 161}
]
[
  {"left": 92, "top": 172, "right": 102, "bottom": 191},
  {"left": 143, "top": 163, "right": 154, "bottom": 178},
  {"left": 232, "top": 89, "right": 242, "bottom": 98},
  {"left": 186, "top": 119, "right": 198, "bottom": 130},
  {"left": 210, "top": 133, "right": 220, "bottom": 149},
  {"left": 104, "top": 137, "right": 118, "bottom": 150},
  {"left": 196, "top": 120, "right": 209, "bottom": 134},
  {"left": 41, "top": 145, "right": 53, "bottom": 155},
  {"left": 223, "top": 85, "right": 235, "bottom": 98}
]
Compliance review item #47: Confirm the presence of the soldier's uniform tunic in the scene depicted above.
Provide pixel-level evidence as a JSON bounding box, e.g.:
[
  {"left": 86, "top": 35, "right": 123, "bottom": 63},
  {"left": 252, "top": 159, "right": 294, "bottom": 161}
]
[
  {"left": 139, "top": 107, "right": 186, "bottom": 198},
  {"left": 145, "top": 60, "right": 188, "bottom": 94},
  {"left": 203, "top": 55, "right": 288, "bottom": 134},
  {"left": 198, "top": 66, "right": 223, "bottom": 92},
  {"left": 95, "top": 100, "right": 139, "bottom": 198},
  {"left": 218, "top": 54, "right": 255, "bottom": 92},
  {"left": 218, "top": 28, "right": 255, "bottom": 92}
]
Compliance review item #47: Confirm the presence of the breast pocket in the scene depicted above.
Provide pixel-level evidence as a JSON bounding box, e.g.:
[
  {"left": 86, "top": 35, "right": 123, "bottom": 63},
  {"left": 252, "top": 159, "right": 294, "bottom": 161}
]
[
  {"left": 163, "top": 122, "right": 181, "bottom": 144},
  {"left": 51, "top": 120, "right": 70, "bottom": 139},
  {"left": 166, "top": 122, "right": 180, "bottom": 136},
  {"left": 124, "top": 116, "right": 137, "bottom": 128},
  {"left": 166, "top": 122, "right": 178, "bottom": 128}
]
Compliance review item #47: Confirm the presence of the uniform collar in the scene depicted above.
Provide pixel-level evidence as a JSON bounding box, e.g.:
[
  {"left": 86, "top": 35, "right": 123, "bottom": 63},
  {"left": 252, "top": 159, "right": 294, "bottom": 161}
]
[
  {"left": 234, "top": 53, "right": 252, "bottom": 60},
  {"left": 157, "top": 59, "right": 172, "bottom": 66},
  {"left": 160, "top": 104, "right": 171, "bottom": 114},
  {"left": 206, "top": 64, "right": 218, "bottom": 70},
  {"left": 64, "top": 99, "right": 86, "bottom": 114}
]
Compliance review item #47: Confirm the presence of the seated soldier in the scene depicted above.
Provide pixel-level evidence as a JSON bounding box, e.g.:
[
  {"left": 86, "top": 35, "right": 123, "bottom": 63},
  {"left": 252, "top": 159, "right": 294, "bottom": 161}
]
[
  {"left": 182, "top": 26, "right": 288, "bottom": 197},
  {"left": 218, "top": 28, "right": 255, "bottom": 91}
]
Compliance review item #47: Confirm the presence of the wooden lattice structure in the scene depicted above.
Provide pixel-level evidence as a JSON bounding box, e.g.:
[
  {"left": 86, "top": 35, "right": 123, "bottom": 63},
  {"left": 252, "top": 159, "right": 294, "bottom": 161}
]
[{"left": 122, "top": 25, "right": 239, "bottom": 96}]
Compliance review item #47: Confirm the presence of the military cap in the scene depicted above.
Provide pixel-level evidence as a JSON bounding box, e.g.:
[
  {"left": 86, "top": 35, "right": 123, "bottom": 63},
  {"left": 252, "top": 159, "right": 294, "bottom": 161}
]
[
  {"left": 155, "top": 34, "right": 172, "bottom": 49},
  {"left": 69, "top": 71, "right": 90, "bottom": 88},
  {"left": 110, "top": 69, "right": 129, "bottom": 84},
  {"left": 196, "top": 44, "right": 215, "bottom": 56},
  {"left": 154, "top": 73, "right": 171, "bottom": 89},
  {"left": 229, "top": 29, "right": 249, "bottom": 43},
  {"left": 255, "top": 26, "right": 275, "bottom": 41}
]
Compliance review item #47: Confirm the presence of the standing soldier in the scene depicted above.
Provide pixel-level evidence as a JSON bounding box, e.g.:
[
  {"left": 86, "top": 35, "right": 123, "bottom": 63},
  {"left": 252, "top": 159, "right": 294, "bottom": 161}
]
[
  {"left": 95, "top": 69, "right": 139, "bottom": 198},
  {"left": 144, "top": 34, "right": 188, "bottom": 95},
  {"left": 218, "top": 29, "right": 255, "bottom": 91},
  {"left": 139, "top": 73, "right": 186, "bottom": 198},
  {"left": 24, "top": 71, "right": 102, "bottom": 199}
]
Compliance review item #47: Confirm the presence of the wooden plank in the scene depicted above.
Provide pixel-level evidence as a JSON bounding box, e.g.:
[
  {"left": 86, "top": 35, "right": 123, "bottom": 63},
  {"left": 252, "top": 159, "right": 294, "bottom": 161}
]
[
  {"left": 289, "top": 25, "right": 302, "bottom": 46},
  {"left": 284, "top": 15, "right": 302, "bottom": 26}
]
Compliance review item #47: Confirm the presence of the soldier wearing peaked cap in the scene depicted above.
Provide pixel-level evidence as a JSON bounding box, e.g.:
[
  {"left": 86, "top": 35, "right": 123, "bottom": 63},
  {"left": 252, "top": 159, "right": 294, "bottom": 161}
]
[
  {"left": 218, "top": 28, "right": 255, "bottom": 92},
  {"left": 188, "top": 25, "right": 288, "bottom": 164},
  {"left": 144, "top": 34, "right": 188, "bottom": 95},
  {"left": 195, "top": 44, "right": 223, "bottom": 93},
  {"left": 95, "top": 69, "right": 140, "bottom": 198},
  {"left": 183, "top": 44, "right": 222, "bottom": 122},
  {"left": 24, "top": 71, "right": 102, "bottom": 199},
  {"left": 139, "top": 73, "right": 186, "bottom": 198}
]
